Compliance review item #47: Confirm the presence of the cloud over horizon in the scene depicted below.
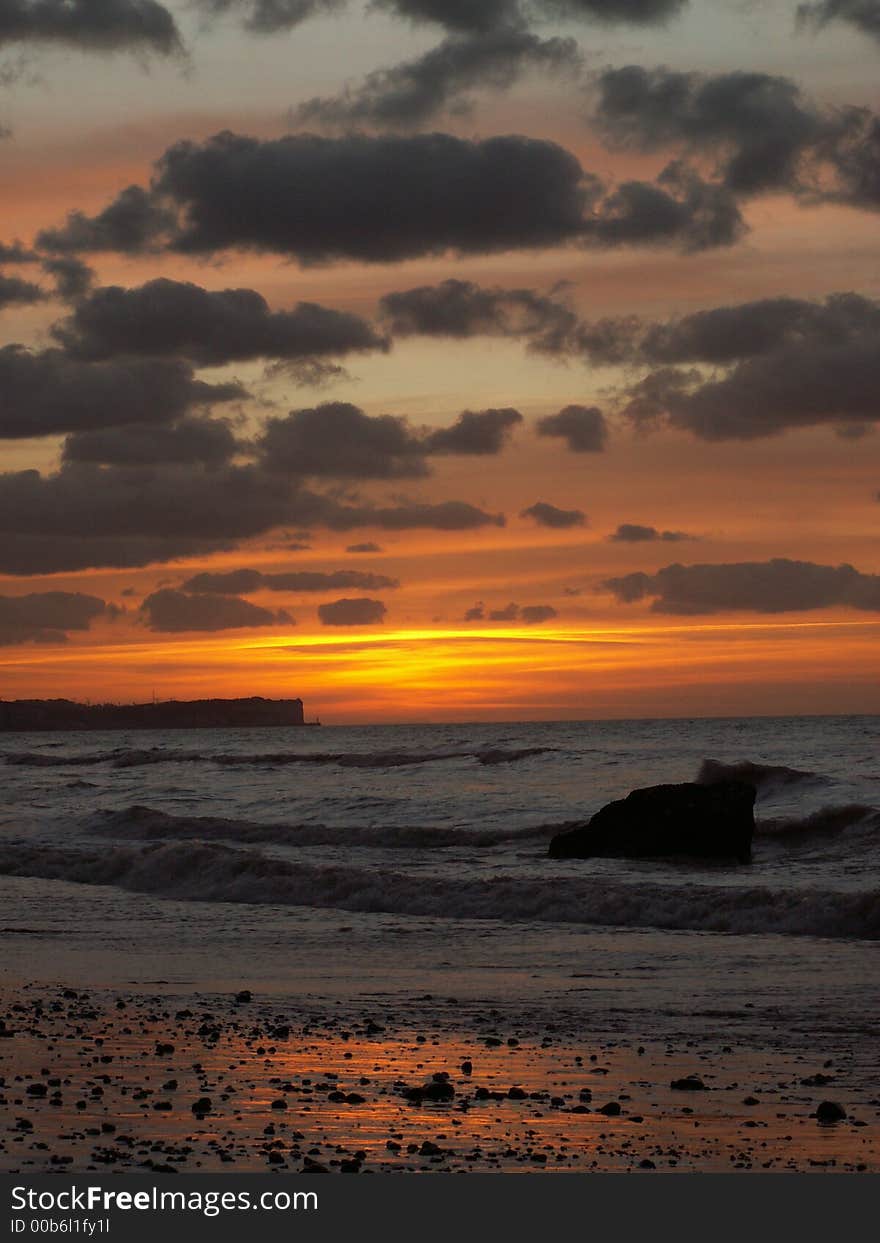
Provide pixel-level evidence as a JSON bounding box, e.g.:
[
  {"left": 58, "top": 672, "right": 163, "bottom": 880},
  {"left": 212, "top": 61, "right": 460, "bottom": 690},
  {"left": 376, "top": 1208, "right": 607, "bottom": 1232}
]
[
  {"left": 591, "top": 64, "right": 880, "bottom": 211},
  {"left": 464, "top": 600, "right": 559, "bottom": 623},
  {"left": 604, "top": 558, "right": 880, "bottom": 614},
  {"left": 318, "top": 597, "right": 388, "bottom": 625},
  {"left": 37, "top": 129, "right": 750, "bottom": 266},
  {"left": 0, "top": 347, "right": 244, "bottom": 440},
  {"left": 141, "top": 587, "right": 292, "bottom": 631},
  {"left": 181, "top": 567, "right": 400, "bottom": 593},
  {"left": 0, "top": 0, "right": 182, "bottom": 55},
  {"left": 521, "top": 501, "right": 586, "bottom": 528},
  {"left": 536, "top": 404, "right": 608, "bottom": 451},
  {"left": 610, "top": 523, "right": 695, "bottom": 542},
  {"left": 0, "top": 590, "right": 113, "bottom": 645},
  {"left": 0, "top": 457, "right": 505, "bottom": 575},
  {"left": 54, "top": 278, "right": 388, "bottom": 367}
]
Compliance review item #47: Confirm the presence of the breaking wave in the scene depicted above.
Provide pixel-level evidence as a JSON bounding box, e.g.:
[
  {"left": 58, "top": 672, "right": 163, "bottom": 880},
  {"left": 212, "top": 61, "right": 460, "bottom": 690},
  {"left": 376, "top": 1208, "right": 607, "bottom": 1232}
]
[
  {"left": 697, "top": 758, "right": 831, "bottom": 795},
  {"left": 1, "top": 840, "right": 877, "bottom": 941},
  {"left": 755, "top": 803, "right": 880, "bottom": 841},
  {"left": 1, "top": 745, "right": 554, "bottom": 771},
  {"left": 91, "top": 805, "right": 558, "bottom": 850}
]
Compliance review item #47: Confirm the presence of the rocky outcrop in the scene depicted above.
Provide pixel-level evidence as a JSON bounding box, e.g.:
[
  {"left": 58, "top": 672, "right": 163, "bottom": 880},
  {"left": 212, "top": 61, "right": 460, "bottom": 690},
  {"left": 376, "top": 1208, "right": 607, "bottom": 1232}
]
[{"left": 548, "top": 780, "right": 755, "bottom": 863}]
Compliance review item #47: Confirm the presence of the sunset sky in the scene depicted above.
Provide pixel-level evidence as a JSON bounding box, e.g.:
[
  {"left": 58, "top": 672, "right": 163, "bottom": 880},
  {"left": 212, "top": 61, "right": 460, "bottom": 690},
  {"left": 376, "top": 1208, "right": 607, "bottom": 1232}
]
[{"left": 1, "top": 0, "right": 879, "bottom": 721}]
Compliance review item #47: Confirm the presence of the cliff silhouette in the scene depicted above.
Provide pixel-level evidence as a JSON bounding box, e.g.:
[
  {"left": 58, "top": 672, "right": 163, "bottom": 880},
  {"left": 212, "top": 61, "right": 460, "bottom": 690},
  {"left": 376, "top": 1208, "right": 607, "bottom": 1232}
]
[{"left": 0, "top": 697, "right": 308, "bottom": 732}]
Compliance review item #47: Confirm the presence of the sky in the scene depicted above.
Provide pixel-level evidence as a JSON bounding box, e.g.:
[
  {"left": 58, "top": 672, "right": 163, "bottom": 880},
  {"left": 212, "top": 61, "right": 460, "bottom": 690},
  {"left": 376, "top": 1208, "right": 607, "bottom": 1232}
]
[{"left": 0, "top": 0, "right": 879, "bottom": 722}]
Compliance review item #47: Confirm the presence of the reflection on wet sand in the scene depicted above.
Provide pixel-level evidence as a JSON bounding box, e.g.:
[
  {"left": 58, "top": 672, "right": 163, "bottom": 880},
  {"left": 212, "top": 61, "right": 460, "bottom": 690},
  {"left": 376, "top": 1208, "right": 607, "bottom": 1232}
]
[{"left": 2, "top": 986, "right": 876, "bottom": 1174}]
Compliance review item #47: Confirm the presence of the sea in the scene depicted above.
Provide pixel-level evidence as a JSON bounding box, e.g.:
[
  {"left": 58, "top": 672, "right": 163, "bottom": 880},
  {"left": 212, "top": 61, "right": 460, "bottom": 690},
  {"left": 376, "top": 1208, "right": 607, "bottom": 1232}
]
[{"left": 1, "top": 714, "right": 878, "bottom": 1037}]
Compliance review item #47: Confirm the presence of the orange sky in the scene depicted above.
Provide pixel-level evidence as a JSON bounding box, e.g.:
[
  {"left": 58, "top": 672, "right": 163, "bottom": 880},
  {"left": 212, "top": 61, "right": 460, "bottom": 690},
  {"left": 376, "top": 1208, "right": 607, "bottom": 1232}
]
[{"left": 1, "top": 3, "right": 879, "bottom": 721}]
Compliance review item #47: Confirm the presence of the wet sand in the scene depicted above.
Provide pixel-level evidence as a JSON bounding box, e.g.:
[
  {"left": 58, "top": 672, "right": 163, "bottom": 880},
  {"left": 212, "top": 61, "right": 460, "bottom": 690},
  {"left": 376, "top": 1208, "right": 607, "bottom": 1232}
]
[{"left": 2, "top": 985, "right": 876, "bottom": 1174}]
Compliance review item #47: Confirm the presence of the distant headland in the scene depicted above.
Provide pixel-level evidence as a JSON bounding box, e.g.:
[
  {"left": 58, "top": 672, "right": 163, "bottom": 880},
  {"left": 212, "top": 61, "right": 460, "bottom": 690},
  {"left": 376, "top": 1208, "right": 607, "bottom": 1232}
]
[{"left": 0, "top": 697, "right": 315, "bottom": 732}]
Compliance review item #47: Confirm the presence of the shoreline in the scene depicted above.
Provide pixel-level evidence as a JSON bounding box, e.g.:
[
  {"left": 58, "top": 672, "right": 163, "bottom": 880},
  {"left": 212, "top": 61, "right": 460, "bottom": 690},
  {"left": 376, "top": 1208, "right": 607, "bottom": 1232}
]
[{"left": 2, "top": 985, "right": 876, "bottom": 1175}]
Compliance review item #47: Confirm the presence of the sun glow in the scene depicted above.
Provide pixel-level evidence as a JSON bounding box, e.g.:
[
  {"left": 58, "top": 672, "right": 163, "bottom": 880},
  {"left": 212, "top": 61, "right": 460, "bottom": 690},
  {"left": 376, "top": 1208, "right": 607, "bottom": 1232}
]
[{"left": 2, "top": 618, "right": 878, "bottom": 723}]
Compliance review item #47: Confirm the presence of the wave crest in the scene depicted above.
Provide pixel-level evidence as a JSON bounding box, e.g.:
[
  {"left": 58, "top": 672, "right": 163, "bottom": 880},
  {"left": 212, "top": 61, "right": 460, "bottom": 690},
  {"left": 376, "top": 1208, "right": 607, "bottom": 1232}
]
[
  {"left": 2, "top": 745, "right": 554, "bottom": 771},
  {"left": 697, "top": 758, "right": 829, "bottom": 793},
  {"left": 756, "top": 803, "right": 879, "bottom": 840},
  {"left": 1, "top": 840, "right": 877, "bottom": 941},
  {"left": 92, "top": 805, "right": 555, "bottom": 850}
]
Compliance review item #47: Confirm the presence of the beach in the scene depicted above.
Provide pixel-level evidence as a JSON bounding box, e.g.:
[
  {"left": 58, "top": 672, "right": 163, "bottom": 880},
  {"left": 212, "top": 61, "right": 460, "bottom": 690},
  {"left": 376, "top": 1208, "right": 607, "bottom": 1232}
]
[
  {"left": 3, "top": 977, "right": 877, "bottom": 1174},
  {"left": 2, "top": 715, "right": 878, "bottom": 1173}
]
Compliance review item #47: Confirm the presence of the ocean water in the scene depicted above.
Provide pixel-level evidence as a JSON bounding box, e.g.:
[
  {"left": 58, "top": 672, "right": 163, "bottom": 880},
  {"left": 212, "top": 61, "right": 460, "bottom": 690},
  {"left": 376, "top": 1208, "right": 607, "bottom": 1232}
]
[{"left": 0, "top": 715, "right": 875, "bottom": 1014}]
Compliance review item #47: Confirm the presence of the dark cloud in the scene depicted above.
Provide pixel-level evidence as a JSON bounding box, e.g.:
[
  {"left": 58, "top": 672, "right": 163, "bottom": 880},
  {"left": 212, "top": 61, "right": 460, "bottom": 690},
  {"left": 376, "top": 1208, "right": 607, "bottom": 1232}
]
[
  {"left": 624, "top": 339, "right": 880, "bottom": 440},
  {"left": 0, "top": 0, "right": 182, "bottom": 54},
  {"left": 0, "top": 533, "right": 228, "bottom": 576},
  {"left": 182, "top": 568, "right": 400, "bottom": 592},
  {"left": 797, "top": 1, "right": 880, "bottom": 44},
  {"left": 0, "top": 590, "right": 110, "bottom": 645},
  {"left": 318, "top": 597, "right": 387, "bottom": 625},
  {"left": 198, "top": 0, "right": 344, "bottom": 35},
  {"left": 384, "top": 283, "right": 880, "bottom": 380},
  {"left": 584, "top": 161, "right": 746, "bottom": 250},
  {"left": 464, "top": 599, "right": 558, "bottom": 623},
  {"left": 62, "top": 417, "right": 239, "bottom": 466},
  {"left": 55, "top": 277, "right": 387, "bottom": 366},
  {"left": 179, "top": 569, "right": 263, "bottom": 595},
  {"left": 592, "top": 65, "right": 880, "bottom": 210},
  {"left": 380, "top": 277, "right": 577, "bottom": 346},
  {"left": 300, "top": 496, "right": 506, "bottom": 531},
  {"left": 141, "top": 588, "right": 290, "bottom": 632},
  {"left": 372, "top": 0, "right": 517, "bottom": 30},
  {"left": 617, "top": 293, "right": 880, "bottom": 440},
  {"left": 37, "top": 130, "right": 753, "bottom": 264},
  {"left": 375, "top": 0, "right": 687, "bottom": 29},
  {"left": 521, "top": 500, "right": 586, "bottom": 528},
  {"left": 153, "top": 131, "right": 595, "bottom": 262},
  {"left": 259, "top": 402, "right": 429, "bottom": 479},
  {"left": 346, "top": 542, "right": 383, "bottom": 553},
  {"left": 536, "top": 404, "right": 608, "bottom": 451},
  {"left": 638, "top": 293, "right": 880, "bottom": 366},
  {"left": 426, "top": 407, "right": 522, "bottom": 454},
  {"left": 0, "top": 272, "right": 45, "bottom": 309},
  {"left": 603, "top": 558, "right": 880, "bottom": 614},
  {"left": 37, "top": 185, "right": 177, "bottom": 255},
  {"left": 381, "top": 277, "right": 640, "bottom": 362},
  {"left": 0, "top": 462, "right": 294, "bottom": 574},
  {"left": 0, "top": 456, "right": 503, "bottom": 574},
  {"left": 273, "top": 358, "right": 354, "bottom": 388},
  {"left": 827, "top": 115, "right": 880, "bottom": 211},
  {"left": 295, "top": 27, "right": 580, "bottom": 130},
  {"left": 259, "top": 402, "right": 522, "bottom": 479},
  {"left": 0, "top": 241, "right": 36, "bottom": 263},
  {"left": 0, "top": 346, "right": 244, "bottom": 439},
  {"left": 543, "top": 0, "right": 686, "bottom": 20},
  {"left": 610, "top": 523, "right": 694, "bottom": 542},
  {"left": 532, "top": 313, "right": 641, "bottom": 363},
  {"left": 594, "top": 66, "right": 828, "bottom": 195},
  {"left": 41, "top": 256, "right": 95, "bottom": 301},
  {"left": 520, "top": 603, "right": 558, "bottom": 623}
]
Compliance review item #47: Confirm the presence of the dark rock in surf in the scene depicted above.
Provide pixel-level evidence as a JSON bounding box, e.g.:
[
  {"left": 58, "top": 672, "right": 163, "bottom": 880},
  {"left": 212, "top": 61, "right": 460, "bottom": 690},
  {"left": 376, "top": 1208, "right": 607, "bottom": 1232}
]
[{"left": 547, "top": 781, "right": 755, "bottom": 863}]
